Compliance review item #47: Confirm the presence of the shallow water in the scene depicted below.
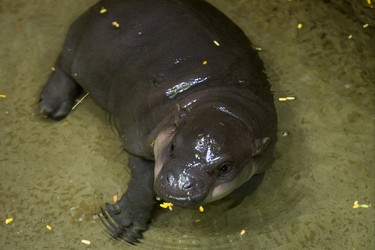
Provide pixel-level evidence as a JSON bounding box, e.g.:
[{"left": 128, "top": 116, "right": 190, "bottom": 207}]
[{"left": 0, "top": 0, "right": 374, "bottom": 249}]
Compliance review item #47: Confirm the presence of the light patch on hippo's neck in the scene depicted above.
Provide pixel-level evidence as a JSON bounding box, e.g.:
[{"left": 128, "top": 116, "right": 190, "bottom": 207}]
[
  {"left": 204, "top": 164, "right": 257, "bottom": 203},
  {"left": 206, "top": 182, "right": 238, "bottom": 202},
  {"left": 153, "top": 127, "right": 175, "bottom": 181}
]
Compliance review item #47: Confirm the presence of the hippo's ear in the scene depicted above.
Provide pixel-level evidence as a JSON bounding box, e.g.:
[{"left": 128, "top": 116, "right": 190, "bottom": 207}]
[{"left": 251, "top": 137, "right": 270, "bottom": 157}]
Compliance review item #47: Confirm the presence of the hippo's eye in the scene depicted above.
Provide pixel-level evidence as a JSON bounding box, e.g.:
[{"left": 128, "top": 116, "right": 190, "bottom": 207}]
[{"left": 218, "top": 162, "right": 232, "bottom": 176}]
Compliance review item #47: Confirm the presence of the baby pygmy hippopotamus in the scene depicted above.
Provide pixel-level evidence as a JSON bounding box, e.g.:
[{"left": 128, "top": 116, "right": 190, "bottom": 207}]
[{"left": 39, "top": 0, "right": 277, "bottom": 243}]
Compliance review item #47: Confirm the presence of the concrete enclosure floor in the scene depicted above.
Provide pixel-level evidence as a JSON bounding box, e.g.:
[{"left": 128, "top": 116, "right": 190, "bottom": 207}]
[{"left": 0, "top": 0, "right": 374, "bottom": 249}]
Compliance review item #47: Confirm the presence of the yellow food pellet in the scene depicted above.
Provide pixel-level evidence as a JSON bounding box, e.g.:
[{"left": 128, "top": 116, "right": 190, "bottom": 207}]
[
  {"left": 353, "top": 200, "right": 359, "bottom": 208},
  {"left": 278, "top": 96, "right": 295, "bottom": 102},
  {"left": 213, "top": 40, "right": 220, "bottom": 46},
  {"left": 347, "top": 34, "right": 353, "bottom": 39},
  {"left": 151, "top": 140, "right": 155, "bottom": 148},
  {"left": 112, "top": 21, "right": 120, "bottom": 28},
  {"left": 240, "top": 229, "right": 246, "bottom": 235},
  {"left": 368, "top": 0, "right": 371, "bottom": 5},
  {"left": 81, "top": 239, "right": 91, "bottom": 245},
  {"left": 160, "top": 202, "right": 174, "bottom": 210},
  {"left": 0, "top": 93, "right": 6, "bottom": 98},
  {"left": 353, "top": 200, "right": 371, "bottom": 209},
  {"left": 113, "top": 194, "right": 118, "bottom": 203},
  {"left": 5, "top": 217, "right": 13, "bottom": 224},
  {"left": 199, "top": 206, "right": 204, "bottom": 212},
  {"left": 100, "top": 7, "right": 107, "bottom": 14},
  {"left": 363, "top": 23, "right": 369, "bottom": 28},
  {"left": 202, "top": 60, "right": 208, "bottom": 65},
  {"left": 297, "top": 23, "right": 303, "bottom": 29},
  {"left": 51, "top": 67, "right": 56, "bottom": 71},
  {"left": 46, "top": 225, "right": 52, "bottom": 230},
  {"left": 255, "top": 47, "right": 262, "bottom": 51}
]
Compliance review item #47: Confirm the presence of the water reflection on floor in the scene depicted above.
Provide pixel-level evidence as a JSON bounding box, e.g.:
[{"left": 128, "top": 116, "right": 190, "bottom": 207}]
[{"left": 0, "top": 0, "right": 374, "bottom": 249}]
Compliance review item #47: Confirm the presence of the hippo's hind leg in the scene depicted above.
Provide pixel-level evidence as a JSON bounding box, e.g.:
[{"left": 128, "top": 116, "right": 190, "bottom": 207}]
[{"left": 39, "top": 60, "right": 82, "bottom": 120}]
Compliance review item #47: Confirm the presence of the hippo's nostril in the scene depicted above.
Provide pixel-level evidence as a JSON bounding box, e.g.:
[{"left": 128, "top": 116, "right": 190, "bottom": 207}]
[
  {"left": 165, "top": 171, "right": 197, "bottom": 191},
  {"left": 181, "top": 176, "right": 196, "bottom": 191},
  {"left": 183, "top": 182, "right": 194, "bottom": 190}
]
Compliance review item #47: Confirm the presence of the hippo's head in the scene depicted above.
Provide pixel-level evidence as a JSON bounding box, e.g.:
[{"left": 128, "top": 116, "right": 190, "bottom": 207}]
[{"left": 153, "top": 108, "right": 270, "bottom": 207}]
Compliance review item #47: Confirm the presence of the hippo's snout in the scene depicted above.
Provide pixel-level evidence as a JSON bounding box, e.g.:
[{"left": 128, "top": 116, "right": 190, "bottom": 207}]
[
  {"left": 166, "top": 171, "right": 196, "bottom": 191},
  {"left": 154, "top": 169, "right": 212, "bottom": 207}
]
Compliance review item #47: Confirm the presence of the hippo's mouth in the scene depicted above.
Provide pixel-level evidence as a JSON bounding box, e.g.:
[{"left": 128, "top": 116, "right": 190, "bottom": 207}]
[{"left": 155, "top": 190, "right": 207, "bottom": 208}]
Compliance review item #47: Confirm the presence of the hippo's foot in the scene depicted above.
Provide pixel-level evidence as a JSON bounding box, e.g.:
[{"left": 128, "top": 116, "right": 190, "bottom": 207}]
[
  {"left": 100, "top": 156, "right": 156, "bottom": 244},
  {"left": 101, "top": 197, "right": 153, "bottom": 244},
  {"left": 39, "top": 63, "right": 82, "bottom": 120}
]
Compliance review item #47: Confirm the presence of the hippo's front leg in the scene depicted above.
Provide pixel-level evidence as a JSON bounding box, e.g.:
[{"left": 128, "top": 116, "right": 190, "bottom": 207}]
[{"left": 102, "top": 155, "right": 156, "bottom": 244}]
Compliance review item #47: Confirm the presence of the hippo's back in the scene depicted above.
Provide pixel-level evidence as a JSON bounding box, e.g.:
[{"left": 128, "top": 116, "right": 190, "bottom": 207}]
[{"left": 59, "top": 0, "right": 275, "bottom": 157}]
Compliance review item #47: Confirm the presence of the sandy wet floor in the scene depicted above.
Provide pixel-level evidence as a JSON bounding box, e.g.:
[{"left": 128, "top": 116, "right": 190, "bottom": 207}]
[{"left": 0, "top": 0, "right": 374, "bottom": 249}]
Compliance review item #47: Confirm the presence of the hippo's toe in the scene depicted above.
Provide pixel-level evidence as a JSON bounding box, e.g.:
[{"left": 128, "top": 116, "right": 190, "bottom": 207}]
[{"left": 99, "top": 202, "right": 150, "bottom": 244}]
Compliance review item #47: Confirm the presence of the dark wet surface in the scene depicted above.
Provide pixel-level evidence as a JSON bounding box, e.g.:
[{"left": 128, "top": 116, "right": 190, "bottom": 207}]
[{"left": 1, "top": 0, "right": 374, "bottom": 249}]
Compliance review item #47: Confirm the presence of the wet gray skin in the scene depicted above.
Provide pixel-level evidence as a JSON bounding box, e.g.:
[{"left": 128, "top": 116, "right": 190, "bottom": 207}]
[{"left": 38, "top": 0, "right": 277, "bottom": 243}]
